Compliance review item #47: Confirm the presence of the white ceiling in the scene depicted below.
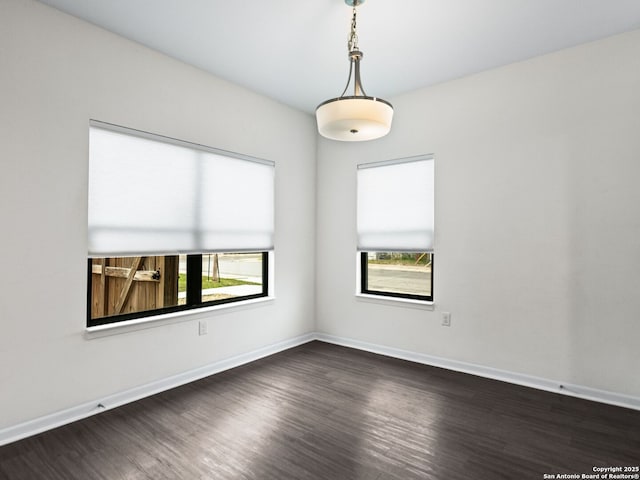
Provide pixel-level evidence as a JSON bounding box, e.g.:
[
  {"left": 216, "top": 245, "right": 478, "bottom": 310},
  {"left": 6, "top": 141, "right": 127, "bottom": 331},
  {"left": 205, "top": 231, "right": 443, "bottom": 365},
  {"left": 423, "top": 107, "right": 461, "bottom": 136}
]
[{"left": 38, "top": 0, "right": 640, "bottom": 113}]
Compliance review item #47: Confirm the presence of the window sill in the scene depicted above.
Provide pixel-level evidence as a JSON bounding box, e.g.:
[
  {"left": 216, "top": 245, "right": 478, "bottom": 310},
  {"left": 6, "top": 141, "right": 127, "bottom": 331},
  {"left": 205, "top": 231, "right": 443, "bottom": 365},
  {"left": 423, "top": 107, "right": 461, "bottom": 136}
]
[
  {"left": 355, "top": 293, "right": 434, "bottom": 310},
  {"left": 85, "top": 296, "right": 275, "bottom": 339}
]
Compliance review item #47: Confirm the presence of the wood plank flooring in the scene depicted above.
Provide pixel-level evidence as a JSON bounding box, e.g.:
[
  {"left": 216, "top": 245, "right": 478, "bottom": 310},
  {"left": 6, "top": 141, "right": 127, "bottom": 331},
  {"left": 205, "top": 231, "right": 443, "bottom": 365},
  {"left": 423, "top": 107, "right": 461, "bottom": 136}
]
[{"left": 1, "top": 341, "right": 639, "bottom": 479}]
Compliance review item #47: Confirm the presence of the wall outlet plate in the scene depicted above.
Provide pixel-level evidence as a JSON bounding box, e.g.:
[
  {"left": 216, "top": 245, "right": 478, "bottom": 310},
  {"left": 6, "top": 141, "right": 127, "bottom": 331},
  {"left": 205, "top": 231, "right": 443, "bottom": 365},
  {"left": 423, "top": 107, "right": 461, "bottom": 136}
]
[
  {"left": 442, "top": 312, "right": 451, "bottom": 327},
  {"left": 198, "top": 320, "right": 208, "bottom": 336}
]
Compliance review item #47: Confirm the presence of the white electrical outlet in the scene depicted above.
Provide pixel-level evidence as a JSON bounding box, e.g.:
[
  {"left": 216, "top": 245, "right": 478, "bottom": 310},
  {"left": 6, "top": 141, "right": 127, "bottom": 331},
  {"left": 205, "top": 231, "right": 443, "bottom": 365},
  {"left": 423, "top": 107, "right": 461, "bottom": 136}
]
[
  {"left": 442, "top": 312, "right": 451, "bottom": 327},
  {"left": 198, "top": 320, "right": 208, "bottom": 336}
]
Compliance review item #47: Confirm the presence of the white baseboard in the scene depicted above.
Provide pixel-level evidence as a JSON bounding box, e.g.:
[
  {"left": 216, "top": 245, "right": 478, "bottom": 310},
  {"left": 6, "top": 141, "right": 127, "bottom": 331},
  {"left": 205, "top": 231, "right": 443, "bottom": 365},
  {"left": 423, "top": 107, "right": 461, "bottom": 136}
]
[
  {"left": 0, "top": 332, "right": 315, "bottom": 447},
  {"left": 3, "top": 331, "right": 639, "bottom": 447},
  {"left": 314, "top": 332, "right": 640, "bottom": 412}
]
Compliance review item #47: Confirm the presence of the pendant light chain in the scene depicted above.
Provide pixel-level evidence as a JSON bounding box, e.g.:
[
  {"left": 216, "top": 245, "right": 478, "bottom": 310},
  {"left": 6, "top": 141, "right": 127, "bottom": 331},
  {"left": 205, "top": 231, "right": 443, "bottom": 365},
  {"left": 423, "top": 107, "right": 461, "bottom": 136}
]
[
  {"left": 348, "top": 6, "right": 359, "bottom": 53},
  {"left": 343, "top": 3, "right": 367, "bottom": 98}
]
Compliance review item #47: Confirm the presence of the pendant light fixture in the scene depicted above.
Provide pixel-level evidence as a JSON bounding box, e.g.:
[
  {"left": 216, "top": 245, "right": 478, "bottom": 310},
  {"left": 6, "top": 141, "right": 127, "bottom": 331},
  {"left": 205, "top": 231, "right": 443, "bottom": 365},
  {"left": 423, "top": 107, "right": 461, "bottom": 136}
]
[{"left": 316, "top": 0, "right": 393, "bottom": 142}]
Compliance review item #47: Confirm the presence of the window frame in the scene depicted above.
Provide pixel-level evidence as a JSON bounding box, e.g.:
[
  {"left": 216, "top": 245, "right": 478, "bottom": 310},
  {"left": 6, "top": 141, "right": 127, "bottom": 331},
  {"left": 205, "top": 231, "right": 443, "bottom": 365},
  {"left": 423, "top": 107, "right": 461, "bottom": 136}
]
[
  {"left": 359, "top": 252, "right": 434, "bottom": 302},
  {"left": 87, "top": 252, "right": 269, "bottom": 327}
]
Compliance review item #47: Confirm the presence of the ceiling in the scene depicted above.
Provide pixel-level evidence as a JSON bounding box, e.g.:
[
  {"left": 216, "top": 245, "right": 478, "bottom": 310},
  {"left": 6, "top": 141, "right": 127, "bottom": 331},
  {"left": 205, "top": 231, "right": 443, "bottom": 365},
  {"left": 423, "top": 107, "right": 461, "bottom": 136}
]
[{"left": 38, "top": 0, "right": 640, "bottom": 113}]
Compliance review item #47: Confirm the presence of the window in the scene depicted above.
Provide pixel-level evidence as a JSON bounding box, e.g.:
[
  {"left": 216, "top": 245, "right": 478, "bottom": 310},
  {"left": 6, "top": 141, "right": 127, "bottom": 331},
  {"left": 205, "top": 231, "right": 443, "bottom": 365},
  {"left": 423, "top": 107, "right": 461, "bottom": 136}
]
[
  {"left": 87, "top": 121, "right": 274, "bottom": 327},
  {"left": 357, "top": 156, "right": 434, "bottom": 301},
  {"left": 87, "top": 253, "right": 268, "bottom": 326},
  {"left": 360, "top": 252, "right": 433, "bottom": 301}
]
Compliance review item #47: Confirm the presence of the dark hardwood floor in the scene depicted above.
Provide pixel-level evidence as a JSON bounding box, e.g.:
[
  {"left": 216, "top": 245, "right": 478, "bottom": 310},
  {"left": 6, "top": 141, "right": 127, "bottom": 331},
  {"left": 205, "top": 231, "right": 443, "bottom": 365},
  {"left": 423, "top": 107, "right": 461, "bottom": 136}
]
[{"left": 1, "top": 341, "right": 639, "bottom": 479}]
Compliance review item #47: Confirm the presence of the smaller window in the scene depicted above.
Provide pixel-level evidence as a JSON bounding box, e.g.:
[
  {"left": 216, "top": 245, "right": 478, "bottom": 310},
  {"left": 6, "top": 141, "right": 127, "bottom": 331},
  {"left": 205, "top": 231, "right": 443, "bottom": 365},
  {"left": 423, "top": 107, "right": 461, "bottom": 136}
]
[
  {"left": 357, "top": 155, "right": 434, "bottom": 303},
  {"left": 361, "top": 252, "right": 433, "bottom": 301}
]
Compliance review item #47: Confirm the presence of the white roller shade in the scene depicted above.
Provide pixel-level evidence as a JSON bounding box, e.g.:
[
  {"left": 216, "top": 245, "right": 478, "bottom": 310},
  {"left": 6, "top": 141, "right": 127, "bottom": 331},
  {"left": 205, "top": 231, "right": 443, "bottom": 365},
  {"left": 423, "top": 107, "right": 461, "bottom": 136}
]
[
  {"left": 357, "top": 156, "right": 434, "bottom": 252},
  {"left": 88, "top": 122, "right": 274, "bottom": 257}
]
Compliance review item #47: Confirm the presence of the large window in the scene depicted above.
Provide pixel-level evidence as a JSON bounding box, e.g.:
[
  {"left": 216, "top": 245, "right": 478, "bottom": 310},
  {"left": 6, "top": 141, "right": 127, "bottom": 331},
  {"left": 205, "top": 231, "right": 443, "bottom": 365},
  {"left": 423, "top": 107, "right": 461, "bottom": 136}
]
[
  {"left": 88, "top": 253, "right": 267, "bottom": 326},
  {"left": 357, "top": 156, "right": 434, "bottom": 301},
  {"left": 87, "top": 121, "right": 274, "bottom": 327}
]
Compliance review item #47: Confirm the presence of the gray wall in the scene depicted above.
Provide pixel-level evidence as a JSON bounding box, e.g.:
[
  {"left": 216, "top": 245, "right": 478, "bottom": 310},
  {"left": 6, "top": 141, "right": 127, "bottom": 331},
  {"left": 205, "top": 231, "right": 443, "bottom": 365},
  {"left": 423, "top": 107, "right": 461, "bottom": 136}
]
[
  {"left": 0, "top": 0, "right": 316, "bottom": 429},
  {"left": 316, "top": 29, "right": 640, "bottom": 398}
]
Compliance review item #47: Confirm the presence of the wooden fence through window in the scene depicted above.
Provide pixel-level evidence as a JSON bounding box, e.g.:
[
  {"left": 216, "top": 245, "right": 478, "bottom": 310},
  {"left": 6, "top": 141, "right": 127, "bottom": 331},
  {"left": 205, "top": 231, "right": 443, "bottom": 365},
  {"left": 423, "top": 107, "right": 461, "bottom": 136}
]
[{"left": 90, "top": 256, "right": 179, "bottom": 319}]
